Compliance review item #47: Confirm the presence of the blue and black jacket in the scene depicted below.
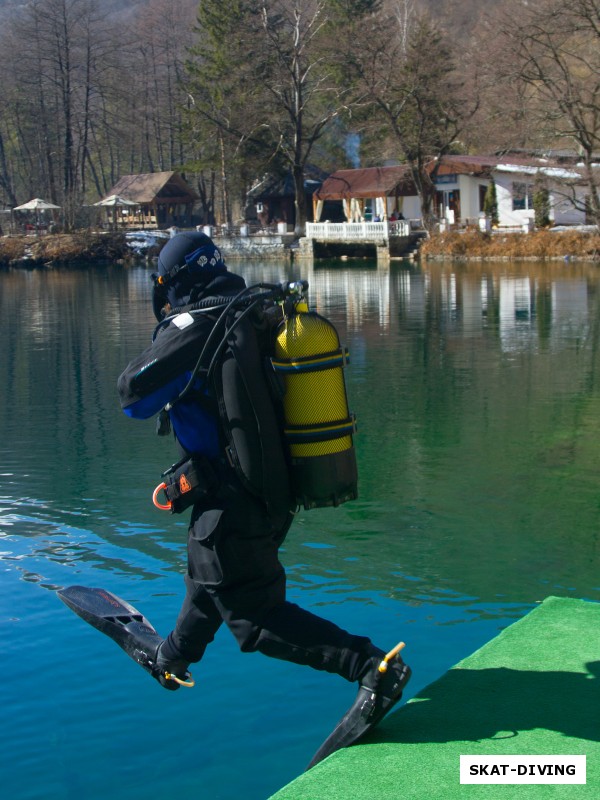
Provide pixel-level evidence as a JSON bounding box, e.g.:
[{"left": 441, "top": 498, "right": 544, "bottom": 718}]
[{"left": 117, "top": 273, "right": 293, "bottom": 521}]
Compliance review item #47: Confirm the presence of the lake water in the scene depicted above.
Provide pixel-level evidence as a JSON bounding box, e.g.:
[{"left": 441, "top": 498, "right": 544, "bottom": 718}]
[{"left": 2, "top": 258, "right": 600, "bottom": 799}]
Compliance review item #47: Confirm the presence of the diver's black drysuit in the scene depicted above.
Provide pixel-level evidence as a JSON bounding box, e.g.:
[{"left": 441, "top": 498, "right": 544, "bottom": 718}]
[
  {"left": 118, "top": 258, "right": 377, "bottom": 684},
  {"left": 164, "top": 467, "right": 373, "bottom": 682}
]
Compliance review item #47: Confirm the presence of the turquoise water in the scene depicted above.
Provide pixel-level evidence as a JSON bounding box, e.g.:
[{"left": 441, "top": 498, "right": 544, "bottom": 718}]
[{"left": 2, "top": 259, "right": 600, "bottom": 799}]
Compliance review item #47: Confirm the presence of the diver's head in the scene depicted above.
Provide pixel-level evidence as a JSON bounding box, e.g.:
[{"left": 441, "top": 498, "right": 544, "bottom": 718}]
[{"left": 152, "top": 231, "right": 227, "bottom": 320}]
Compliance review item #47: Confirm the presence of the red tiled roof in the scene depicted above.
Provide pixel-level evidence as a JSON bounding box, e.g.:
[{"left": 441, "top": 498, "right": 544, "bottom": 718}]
[{"left": 315, "top": 166, "right": 415, "bottom": 199}]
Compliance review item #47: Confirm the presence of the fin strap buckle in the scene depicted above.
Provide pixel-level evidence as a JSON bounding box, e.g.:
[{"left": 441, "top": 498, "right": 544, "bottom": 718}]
[
  {"left": 164, "top": 670, "right": 195, "bottom": 688},
  {"left": 378, "top": 641, "right": 406, "bottom": 674}
]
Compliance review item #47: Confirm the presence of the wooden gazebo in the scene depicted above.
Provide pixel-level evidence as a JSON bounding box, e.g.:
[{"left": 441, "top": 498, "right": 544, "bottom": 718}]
[{"left": 104, "top": 171, "right": 198, "bottom": 228}]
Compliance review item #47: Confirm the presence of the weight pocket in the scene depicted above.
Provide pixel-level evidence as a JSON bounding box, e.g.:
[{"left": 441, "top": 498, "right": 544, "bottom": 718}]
[{"left": 188, "top": 509, "right": 225, "bottom": 586}]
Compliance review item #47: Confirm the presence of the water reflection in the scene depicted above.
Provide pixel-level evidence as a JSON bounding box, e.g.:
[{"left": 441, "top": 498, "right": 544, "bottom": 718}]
[
  {"left": 292, "top": 261, "right": 594, "bottom": 351},
  {"left": 2, "top": 261, "right": 600, "bottom": 613},
  {"left": 278, "top": 260, "right": 600, "bottom": 605},
  {"left": 3, "top": 258, "right": 600, "bottom": 800}
]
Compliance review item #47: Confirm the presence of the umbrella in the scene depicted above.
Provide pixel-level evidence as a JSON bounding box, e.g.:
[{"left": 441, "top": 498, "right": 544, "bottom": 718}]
[
  {"left": 13, "top": 197, "right": 61, "bottom": 234},
  {"left": 14, "top": 197, "right": 61, "bottom": 211},
  {"left": 93, "top": 194, "right": 137, "bottom": 208},
  {"left": 93, "top": 195, "right": 138, "bottom": 230}
]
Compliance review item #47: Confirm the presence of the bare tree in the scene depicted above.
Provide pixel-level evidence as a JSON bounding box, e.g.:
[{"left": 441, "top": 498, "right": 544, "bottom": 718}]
[
  {"left": 2, "top": 0, "right": 131, "bottom": 222},
  {"left": 123, "top": 1, "right": 194, "bottom": 175},
  {"left": 494, "top": 0, "right": 600, "bottom": 225},
  {"left": 256, "top": 0, "right": 383, "bottom": 234},
  {"left": 464, "top": 6, "right": 544, "bottom": 153},
  {"left": 143, "top": 0, "right": 196, "bottom": 169},
  {"left": 0, "top": 124, "right": 17, "bottom": 208},
  {"left": 0, "top": 0, "right": 199, "bottom": 213},
  {"left": 185, "top": 0, "right": 380, "bottom": 234},
  {"left": 352, "top": 2, "right": 478, "bottom": 228},
  {"left": 4, "top": 6, "right": 61, "bottom": 204}
]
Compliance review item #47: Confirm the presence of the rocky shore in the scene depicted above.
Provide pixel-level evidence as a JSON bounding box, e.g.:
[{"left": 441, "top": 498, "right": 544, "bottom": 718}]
[
  {"left": 0, "top": 229, "right": 287, "bottom": 267},
  {"left": 0, "top": 231, "right": 160, "bottom": 267}
]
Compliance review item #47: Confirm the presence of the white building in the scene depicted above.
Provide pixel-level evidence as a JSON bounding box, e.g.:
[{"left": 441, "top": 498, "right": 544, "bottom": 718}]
[
  {"left": 313, "top": 154, "right": 594, "bottom": 230},
  {"left": 431, "top": 154, "right": 590, "bottom": 228}
]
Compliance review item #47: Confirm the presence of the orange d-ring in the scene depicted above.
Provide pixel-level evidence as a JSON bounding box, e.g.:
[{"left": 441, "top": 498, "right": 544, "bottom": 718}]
[{"left": 152, "top": 482, "right": 172, "bottom": 511}]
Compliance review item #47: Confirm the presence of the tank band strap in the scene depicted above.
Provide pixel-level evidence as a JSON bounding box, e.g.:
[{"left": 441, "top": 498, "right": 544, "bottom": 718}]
[
  {"left": 284, "top": 415, "right": 356, "bottom": 443},
  {"left": 271, "top": 347, "right": 349, "bottom": 374}
]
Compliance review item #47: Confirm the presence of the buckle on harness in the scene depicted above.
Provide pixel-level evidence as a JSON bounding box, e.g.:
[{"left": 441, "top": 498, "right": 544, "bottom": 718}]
[{"left": 152, "top": 455, "right": 218, "bottom": 513}]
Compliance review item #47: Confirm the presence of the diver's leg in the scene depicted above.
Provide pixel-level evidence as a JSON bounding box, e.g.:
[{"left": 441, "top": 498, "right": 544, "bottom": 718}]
[
  {"left": 160, "top": 573, "right": 223, "bottom": 663},
  {"left": 157, "top": 514, "right": 225, "bottom": 680},
  {"left": 206, "top": 489, "right": 411, "bottom": 762},
  {"left": 202, "top": 490, "right": 380, "bottom": 681}
]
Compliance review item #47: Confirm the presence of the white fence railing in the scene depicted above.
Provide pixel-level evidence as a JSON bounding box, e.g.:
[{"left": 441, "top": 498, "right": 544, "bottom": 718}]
[{"left": 306, "top": 220, "right": 412, "bottom": 240}]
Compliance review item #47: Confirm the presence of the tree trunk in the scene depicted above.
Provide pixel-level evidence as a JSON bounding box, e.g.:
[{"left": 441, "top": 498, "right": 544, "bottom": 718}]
[
  {"left": 219, "top": 131, "right": 232, "bottom": 226},
  {"left": 293, "top": 163, "right": 307, "bottom": 236}
]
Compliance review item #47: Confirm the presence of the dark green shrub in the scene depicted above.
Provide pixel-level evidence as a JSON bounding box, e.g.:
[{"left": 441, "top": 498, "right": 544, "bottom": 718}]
[
  {"left": 483, "top": 178, "right": 499, "bottom": 226},
  {"left": 533, "top": 184, "right": 551, "bottom": 228}
]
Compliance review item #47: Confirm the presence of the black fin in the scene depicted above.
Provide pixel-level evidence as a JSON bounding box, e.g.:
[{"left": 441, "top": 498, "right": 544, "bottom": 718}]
[
  {"left": 58, "top": 585, "right": 163, "bottom": 678},
  {"left": 306, "top": 659, "right": 411, "bottom": 770}
]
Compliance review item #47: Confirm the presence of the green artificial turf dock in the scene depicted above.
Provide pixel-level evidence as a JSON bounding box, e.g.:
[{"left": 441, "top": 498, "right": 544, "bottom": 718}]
[{"left": 271, "top": 597, "right": 600, "bottom": 799}]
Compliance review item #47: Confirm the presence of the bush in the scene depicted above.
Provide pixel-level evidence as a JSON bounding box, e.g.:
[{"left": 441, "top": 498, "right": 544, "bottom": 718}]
[{"left": 0, "top": 236, "right": 30, "bottom": 265}]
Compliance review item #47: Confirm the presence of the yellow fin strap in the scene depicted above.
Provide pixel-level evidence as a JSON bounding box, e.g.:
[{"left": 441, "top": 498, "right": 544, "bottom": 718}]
[
  {"left": 164, "top": 671, "right": 195, "bottom": 688},
  {"left": 378, "top": 641, "right": 406, "bottom": 674}
]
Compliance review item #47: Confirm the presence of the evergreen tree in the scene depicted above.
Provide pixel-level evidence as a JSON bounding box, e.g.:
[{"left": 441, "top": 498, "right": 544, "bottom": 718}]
[
  {"left": 533, "top": 180, "right": 551, "bottom": 228},
  {"left": 184, "top": 1, "right": 268, "bottom": 225},
  {"left": 483, "top": 177, "right": 499, "bottom": 226}
]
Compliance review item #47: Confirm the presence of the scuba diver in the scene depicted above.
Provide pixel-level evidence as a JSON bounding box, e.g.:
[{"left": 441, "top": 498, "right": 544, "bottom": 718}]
[{"left": 61, "top": 231, "right": 410, "bottom": 766}]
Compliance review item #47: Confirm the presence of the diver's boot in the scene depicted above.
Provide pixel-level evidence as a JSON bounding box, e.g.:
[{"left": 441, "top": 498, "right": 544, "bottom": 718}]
[
  {"left": 356, "top": 642, "right": 411, "bottom": 726},
  {"left": 306, "top": 642, "right": 411, "bottom": 770}
]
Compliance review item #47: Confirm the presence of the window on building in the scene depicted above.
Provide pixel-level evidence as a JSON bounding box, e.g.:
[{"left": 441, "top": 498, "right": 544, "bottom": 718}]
[{"left": 512, "top": 182, "right": 534, "bottom": 211}]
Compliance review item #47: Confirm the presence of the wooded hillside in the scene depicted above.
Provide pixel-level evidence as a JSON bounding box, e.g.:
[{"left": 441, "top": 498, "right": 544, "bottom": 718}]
[{"left": 0, "top": 0, "right": 597, "bottom": 230}]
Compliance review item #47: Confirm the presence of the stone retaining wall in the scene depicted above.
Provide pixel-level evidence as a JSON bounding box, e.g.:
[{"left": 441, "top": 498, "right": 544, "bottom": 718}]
[{"left": 215, "top": 233, "right": 293, "bottom": 260}]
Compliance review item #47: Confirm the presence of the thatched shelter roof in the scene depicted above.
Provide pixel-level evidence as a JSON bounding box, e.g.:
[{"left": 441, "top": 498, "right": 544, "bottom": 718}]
[{"left": 105, "top": 171, "right": 198, "bottom": 206}]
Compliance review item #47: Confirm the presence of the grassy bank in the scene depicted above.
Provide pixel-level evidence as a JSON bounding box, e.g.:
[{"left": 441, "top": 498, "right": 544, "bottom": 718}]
[
  {"left": 0, "top": 232, "right": 156, "bottom": 267},
  {"left": 420, "top": 228, "right": 600, "bottom": 261}
]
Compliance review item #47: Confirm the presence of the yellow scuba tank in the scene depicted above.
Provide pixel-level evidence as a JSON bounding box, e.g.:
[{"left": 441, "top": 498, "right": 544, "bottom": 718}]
[{"left": 272, "top": 295, "right": 358, "bottom": 509}]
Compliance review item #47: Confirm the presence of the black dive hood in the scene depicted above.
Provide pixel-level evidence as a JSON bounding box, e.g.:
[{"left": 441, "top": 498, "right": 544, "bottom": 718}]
[{"left": 152, "top": 231, "right": 229, "bottom": 320}]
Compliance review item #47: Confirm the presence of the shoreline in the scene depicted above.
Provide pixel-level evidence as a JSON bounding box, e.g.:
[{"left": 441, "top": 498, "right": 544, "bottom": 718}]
[
  {"left": 1, "top": 227, "right": 599, "bottom": 268},
  {"left": 419, "top": 228, "right": 600, "bottom": 262},
  {"left": 0, "top": 231, "right": 154, "bottom": 268}
]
